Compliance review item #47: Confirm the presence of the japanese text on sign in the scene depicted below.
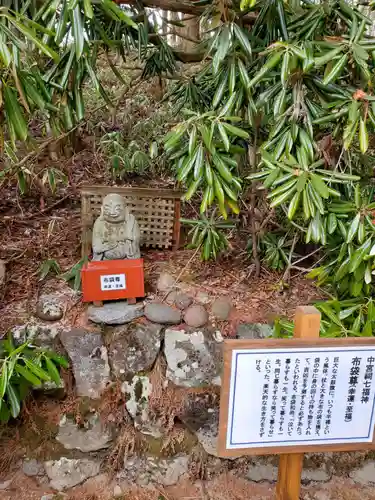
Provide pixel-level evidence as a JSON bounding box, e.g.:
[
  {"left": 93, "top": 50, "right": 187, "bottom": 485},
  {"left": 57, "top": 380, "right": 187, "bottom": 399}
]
[
  {"left": 100, "top": 274, "right": 126, "bottom": 291},
  {"left": 227, "top": 347, "right": 375, "bottom": 449}
]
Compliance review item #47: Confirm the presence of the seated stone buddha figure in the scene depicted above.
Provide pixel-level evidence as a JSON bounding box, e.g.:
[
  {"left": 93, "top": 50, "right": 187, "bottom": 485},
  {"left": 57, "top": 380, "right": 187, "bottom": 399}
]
[{"left": 92, "top": 193, "right": 141, "bottom": 261}]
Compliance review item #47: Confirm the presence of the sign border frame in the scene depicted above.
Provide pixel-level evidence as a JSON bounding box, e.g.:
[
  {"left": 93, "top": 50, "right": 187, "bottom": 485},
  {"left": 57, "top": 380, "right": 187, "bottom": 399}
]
[{"left": 218, "top": 337, "right": 375, "bottom": 458}]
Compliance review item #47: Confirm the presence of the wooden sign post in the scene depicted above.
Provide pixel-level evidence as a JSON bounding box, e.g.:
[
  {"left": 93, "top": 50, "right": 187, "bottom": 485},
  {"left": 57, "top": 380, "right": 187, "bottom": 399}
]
[
  {"left": 218, "top": 306, "right": 375, "bottom": 500},
  {"left": 276, "top": 306, "right": 320, "bottom": 499}
]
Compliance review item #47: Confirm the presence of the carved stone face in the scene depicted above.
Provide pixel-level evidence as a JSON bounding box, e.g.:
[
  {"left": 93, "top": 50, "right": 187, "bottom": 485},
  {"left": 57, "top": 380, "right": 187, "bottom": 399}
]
[{"left": 102, "top": 194, "right": 127, "bottom": 223}]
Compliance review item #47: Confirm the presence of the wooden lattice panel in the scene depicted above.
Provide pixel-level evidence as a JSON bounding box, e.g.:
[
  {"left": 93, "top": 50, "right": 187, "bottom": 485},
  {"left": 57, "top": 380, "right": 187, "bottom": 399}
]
[{"left": 81, "top": 185, "right": 183, "bottom": 257}]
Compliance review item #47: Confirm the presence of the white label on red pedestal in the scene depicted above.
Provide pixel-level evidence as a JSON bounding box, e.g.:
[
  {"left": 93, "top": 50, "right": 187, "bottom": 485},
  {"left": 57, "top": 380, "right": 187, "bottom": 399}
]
[{"left": 100, "top": 274, "right": 126, "bottom": 291}]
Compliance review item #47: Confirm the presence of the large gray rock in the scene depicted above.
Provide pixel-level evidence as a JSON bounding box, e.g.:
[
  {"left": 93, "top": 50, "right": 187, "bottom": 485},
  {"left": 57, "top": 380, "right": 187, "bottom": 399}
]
[
  {"left": 109, "top": 323, "right": 162, "bottom": 377},
  {"left": 236, "top": 323, "right": 273, "bottom": 339},
  {"left": 121, "top": 375, "right": 162, "bottom": 438},
  {"left": 88, "top": 301, "right": 144, "bottom": 325},
  {"left": 12, "top": 321, "right": 60, "bottom": 350},
  {"left": 36, "top": 294, "right": 64, "bottom": 322},
  {"left": 164, "top": 328, "right": 222, "bottom": 387},
  {"left": 56, "top": 414, "right": 112, "bottom": 452},
  {"left": 44, "top": 457, "right": 100, "bottom": 491},
  {"left": 350, "top": 461, "right": 375, "bottom": 485},
  {"left": 60, "top": 329, "right": 110, "bottom": 399},
  {"left": 144, "top": 303, "right": 181, "bottom": 324},
  {"left": 184, "top": 305, "right": 208, "bottom": 328},
  {"left": 211, "top": 297, "right": 232, "bottom": 321},
  {"left": 120, "top": 455, "right": 189, "bottom": 486}
]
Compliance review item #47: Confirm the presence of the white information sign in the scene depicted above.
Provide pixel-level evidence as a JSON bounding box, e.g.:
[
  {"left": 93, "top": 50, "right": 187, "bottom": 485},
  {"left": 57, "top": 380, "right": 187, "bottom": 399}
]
[
  {"left": 100, "top": 274, "right": 126, "bottom": 291},
  {"left": 227, "top": 346, "right": 375, "bottom": 449}
]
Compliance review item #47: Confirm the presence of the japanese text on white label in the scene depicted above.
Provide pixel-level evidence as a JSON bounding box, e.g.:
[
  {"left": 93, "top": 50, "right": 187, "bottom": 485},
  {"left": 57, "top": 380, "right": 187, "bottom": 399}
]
[
  {"left": 227, "top": 346, "right": 375, "bottom": 449},
  {"left": 100, "top": 274, "right": 126, "bottom": 291}
]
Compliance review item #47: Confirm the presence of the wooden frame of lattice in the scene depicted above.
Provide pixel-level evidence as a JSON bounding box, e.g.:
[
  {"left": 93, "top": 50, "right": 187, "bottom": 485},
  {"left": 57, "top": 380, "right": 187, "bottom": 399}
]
[{"left": 81, "top": 185, "right": 183, "bottom": 258}]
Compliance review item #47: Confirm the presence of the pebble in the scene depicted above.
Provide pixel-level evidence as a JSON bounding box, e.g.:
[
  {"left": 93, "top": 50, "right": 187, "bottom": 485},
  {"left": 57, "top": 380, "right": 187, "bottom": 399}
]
[
  {"left": 144, "top": 303, "right": 181, "bottom": 324},
  {"left": 211, "top": 297, "right": 232, "bottom": 320},
  {"left": 157, "top": 272, "right": 175, "bottom": 292},
  {"left": 184, "top": 304, "right": 208, "bottom": 328}
]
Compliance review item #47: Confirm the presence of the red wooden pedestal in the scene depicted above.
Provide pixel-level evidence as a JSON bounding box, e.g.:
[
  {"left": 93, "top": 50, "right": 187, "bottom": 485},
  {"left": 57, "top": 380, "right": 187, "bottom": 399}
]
[{"left": 81, "top": 259, "right": 144, "bottom": 303}]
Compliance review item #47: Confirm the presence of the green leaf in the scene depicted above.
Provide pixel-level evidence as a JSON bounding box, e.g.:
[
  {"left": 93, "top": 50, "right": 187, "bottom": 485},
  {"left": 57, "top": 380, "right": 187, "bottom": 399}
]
[
  {"left": 24, "top": 359, "right": 51, "bottom": 381},
  {"left": 6, "top": 15, "right": 59, "bottom": 62},
  {"left": 318, "top": 303, "right": 342, "bottom": 326},
  {"left": 0, "top": 362, "right": 8, "bottom": 399},
  {"left": 310, "top": 174, "right": 329, "bottom": 199},
  {"left": 328, "top": 213, "right": 337, "bottom": 234},
  {"left": 339, "top": 305, "right": 361, "bottom": 320},
  {"left": 83, "top": 0, "right": 94, "bottom": 18},
  {"left": 72, "top": 6, "right": 84, "bottom": 59},
  {"left": 222, "top": 122, "right": 249, "bottom": 139},
  {"left": 359, "top": 118, "right": 369, "bottom": 153},
  {"left": 15, "top": 364, "right": 41, "bottom": 386},
  {"left": 47, "top": 353, "right": 69, "bottom": 369},
  {"left": 0, "top": 403, "right": 10, "bottom": 423},
  {"left": 323, "top": 53, "right": 348, "bottom": 85},
  {"left": 233, "top": 24, "right": 252, "bottom": 58},
  {"left": 349, "top": 238, "right": 372, "bottom": 273},
  {"left": 44, "top": 357, "right": 61, "bottom": 385},
  {"left": 347, "top": 213, "right": 361, "bottom": 243},
  {"left": 6, "top": 384, "right": 20, "bottom": 418},
  {"left": 3, "top": 85, "right": 28, "bottom": 141}
]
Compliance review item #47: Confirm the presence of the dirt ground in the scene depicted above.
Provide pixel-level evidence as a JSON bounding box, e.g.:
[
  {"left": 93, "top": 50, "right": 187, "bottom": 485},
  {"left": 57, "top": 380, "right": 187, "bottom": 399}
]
[{"left": 1, "top": 469, "right": 375, "bottom": 500}]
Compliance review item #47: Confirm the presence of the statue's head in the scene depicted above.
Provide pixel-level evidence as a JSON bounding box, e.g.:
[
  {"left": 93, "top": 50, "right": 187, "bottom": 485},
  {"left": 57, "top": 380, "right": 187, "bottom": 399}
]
[{"left": 101, "top": 193, "right": 128, "bottom": 223}]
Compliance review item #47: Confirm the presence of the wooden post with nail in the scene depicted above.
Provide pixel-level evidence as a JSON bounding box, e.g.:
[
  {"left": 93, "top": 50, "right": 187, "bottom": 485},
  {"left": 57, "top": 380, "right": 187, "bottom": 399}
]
[{"left": 276, "top": 306, "right": 321, "bottom": 500}]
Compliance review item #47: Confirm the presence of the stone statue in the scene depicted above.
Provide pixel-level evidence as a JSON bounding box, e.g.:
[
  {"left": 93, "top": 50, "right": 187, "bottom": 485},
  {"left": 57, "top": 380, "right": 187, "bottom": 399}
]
[{"left": 92, "top": 193, "right": 141, "bottom": 260}]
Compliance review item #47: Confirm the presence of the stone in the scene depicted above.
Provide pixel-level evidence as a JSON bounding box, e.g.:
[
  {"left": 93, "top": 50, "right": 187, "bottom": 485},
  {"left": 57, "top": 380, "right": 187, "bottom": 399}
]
[
  {"left": 120, "top": 455, "right": 188, "bottom": 486},
  {"left": 60, "top": 329, "right": 111, "bottom": 399},
  {"left": 211, "top": 297, "right": 232, "bottom": 321},
  {"left": 36, "top": 378, "right": 66, "bottom": 399},
  {"left": 113, "top": 485, "right": 123, "bottom": 497},
  {"left": 195, "top": 408, "right": 219, "bottom": 457},
  {"left": 36, "top": 294, "right": 64, "bottom": 322},
  {"left": 22, "top": 458, "right": 44, "bottom": 477},
  {"left": 40, "top": 495, "right": 56, "bottom": 500},
  {"left": 44, "top": 457, "right": 100, "bottom": 491},
  {"left": 12, "top": 321, "right": 60, "bottom": 350},
  {"left": 92, "top": 193, "right": 140, "bottom": 260},
  {"left": 181, "top": 394, "right": 238, "bottom": 459},
  {"left": 349, "top": 461, "right": 375, "bottom": 485},
  {"left": 236, "top": 323, "right": 273, "bottom": 340},
  {"left": 88, "top": 301, "right": 144, "bottom": 325},
  {"left": 56, "top": 413, "right": 112, "bottom": 452},
  {"left": 181, "top": 391, "right": 219, "bottom": 429},
  {"left": 301, "top": 467, "right": 330, "bottom": 483},
  {"left": 121, "top": 375, "right": 162, "bottom": 438},
  {"left": 184, "top": 305, "right": 208, "bottom": 328},
  {"left": 157, "top": 272, "right": 175, "bottom": 293},
  {"left": 109, "top": 322, "right": 162, "bottom": 377},
  {"left": 166, "top": 291, "right": 193, "bottom": 310},
  {"left": 144, "top": 303, "right": 181, "bottom": 324},
  {"left": 0, "top": 480, "right": 12, "bottom": 490},
  {"left": 247, "top": 464, "right": 278, "bottom": 482},
  {"left": 195, "top": 290, "right": 211, "bottom": 305},
  {"left": 164, "top": 328, "right": 222, "bottom": 387}
]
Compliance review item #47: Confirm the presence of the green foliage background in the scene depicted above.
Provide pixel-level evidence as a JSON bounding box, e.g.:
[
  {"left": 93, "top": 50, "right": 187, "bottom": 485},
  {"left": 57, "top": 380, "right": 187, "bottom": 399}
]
[{"left": 3, "top": 0, "right": 375, "bottom": 336}]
